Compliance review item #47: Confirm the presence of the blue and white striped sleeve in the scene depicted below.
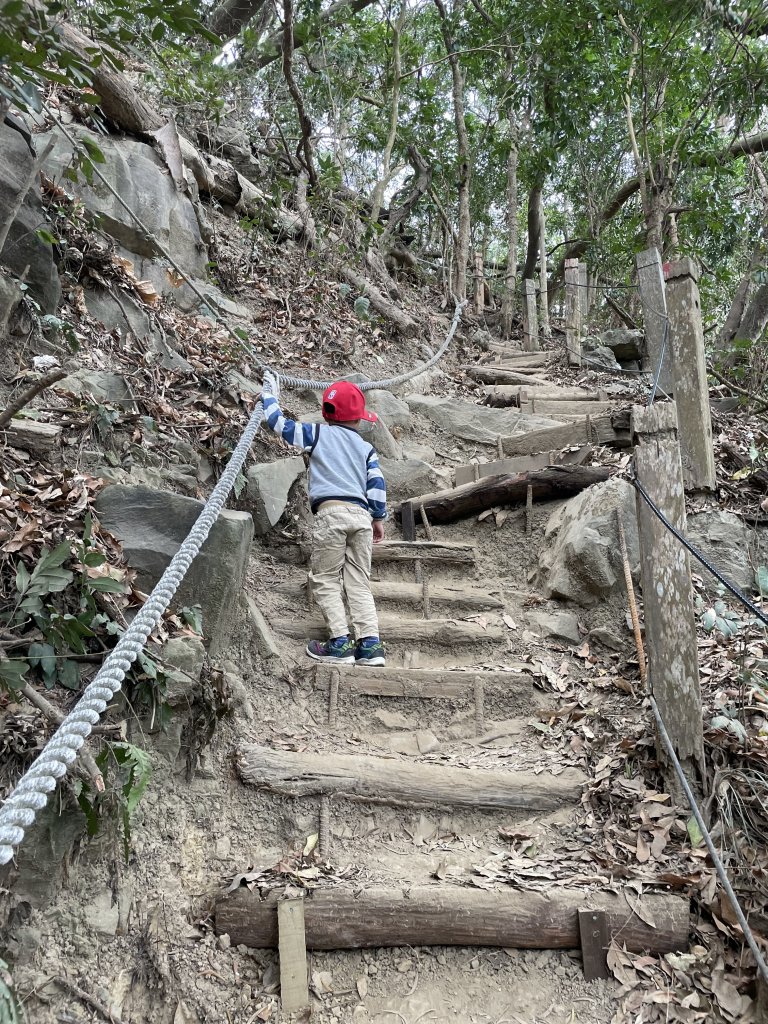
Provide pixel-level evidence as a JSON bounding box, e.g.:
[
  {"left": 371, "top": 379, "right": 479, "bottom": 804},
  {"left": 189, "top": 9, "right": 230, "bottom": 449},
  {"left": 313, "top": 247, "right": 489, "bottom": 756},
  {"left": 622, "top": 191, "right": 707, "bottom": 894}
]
[
  {"left": 262, "top": 392, "right": 317, "bottom": 451},
  {"left": 366, "top": 448, "right": 388, "bottom": 520}
]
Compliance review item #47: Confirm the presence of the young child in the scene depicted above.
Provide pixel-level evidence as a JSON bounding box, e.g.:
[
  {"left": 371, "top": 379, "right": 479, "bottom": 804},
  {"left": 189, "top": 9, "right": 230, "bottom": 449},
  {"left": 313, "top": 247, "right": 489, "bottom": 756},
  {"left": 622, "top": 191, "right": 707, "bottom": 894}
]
[{"left": 260, "top": 371, "right": 387, "bottom": 667}]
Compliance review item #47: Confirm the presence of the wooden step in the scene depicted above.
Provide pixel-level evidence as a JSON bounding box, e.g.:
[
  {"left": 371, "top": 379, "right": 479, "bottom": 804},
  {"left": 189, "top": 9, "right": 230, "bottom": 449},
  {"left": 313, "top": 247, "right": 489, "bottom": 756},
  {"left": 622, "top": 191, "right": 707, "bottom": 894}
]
[
  {"left": 237, "top": 743, "right": 585, "bottom": 812},
  {"left": 503, "top": 409, "right": 631, "bottom": 456},
  {"left": 372, "top": 540, "right": 475, "bottom": 564},
  {"left": 520, "top": 399, "right": 616, "bottom": 418},
  {"left": 277, "top": 616, "right": 503, "bottom": 644},
  {"left": 312, "top": 665, "right": 534, "bottom": 700},
  {"left": 464, "top": 365, "right": 549, "bottom": 386},
  {"left": 217, "top": 884, "right": 690, "bottom": 955},
  {"left": 277, "top": 578, "right": 503, "bottom": 610},
  {"left": 484, "top": 384, "right": 604, "bottom": 405},
  {"left": 454, "top": 444, "right": 592, "bottom": 486}
]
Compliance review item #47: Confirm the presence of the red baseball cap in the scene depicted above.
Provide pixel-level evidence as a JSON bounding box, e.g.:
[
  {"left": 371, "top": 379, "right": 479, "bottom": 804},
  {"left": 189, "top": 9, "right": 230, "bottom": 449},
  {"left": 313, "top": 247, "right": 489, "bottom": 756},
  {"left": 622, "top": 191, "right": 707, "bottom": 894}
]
[{"left": 322, "top": 381, "right": 378, "bottom": 423}]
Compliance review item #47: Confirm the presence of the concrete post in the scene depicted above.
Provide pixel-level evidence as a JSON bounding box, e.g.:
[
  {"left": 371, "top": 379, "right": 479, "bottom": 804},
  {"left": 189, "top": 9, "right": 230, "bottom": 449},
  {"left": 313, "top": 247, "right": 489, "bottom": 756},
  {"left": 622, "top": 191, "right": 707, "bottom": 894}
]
[
  {"left": 636, "top": 248, "right": 672, "bottom": 392},
  {"left": 565, "top": 258, "right": 581, "bottom": 366},
  {"left": 538, "top": 197, "right": 550, "bottom": 338},
  {"left": 578, "top": 261, "right": 588, "bottom": 323},
  {"left": 665, "top": 258, "right": 716, "bottom": 491},
  {"left": 522, "top": 278, "right": 539, "bottom": 351},
  {"left": 632, "top": 401, "right": 704, "bottom": 797}
]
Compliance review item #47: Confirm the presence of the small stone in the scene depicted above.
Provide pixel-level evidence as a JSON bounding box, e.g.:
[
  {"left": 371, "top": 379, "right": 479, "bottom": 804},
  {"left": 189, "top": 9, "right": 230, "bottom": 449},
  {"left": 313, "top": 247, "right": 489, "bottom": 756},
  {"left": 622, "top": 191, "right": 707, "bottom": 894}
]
[
  {"left": 367, "top": 964, "right": 378, "bottom": 975},
  {"left": 397, "top": 959, "right": 412, "bottom": 973},
  {"left": 218, "top": 933, "right": 231, "bottom": 950},
  {"left": 436, "top": 955, "right": 447, "bottom": 966},
  {"left": 469, "top": 957, "right": 480, "bottom": 970},
  {"left": 415, "top": 729, "right": 440, "bottom": 754},
  {"left": 373, "top": 709, "right": 410, "bottom": 730},
  {"left": 554, "top": 965, "right": 568, "bottom": 978},
  {"left": 215, "top": 837, "right": 231, "bottom": 859}
]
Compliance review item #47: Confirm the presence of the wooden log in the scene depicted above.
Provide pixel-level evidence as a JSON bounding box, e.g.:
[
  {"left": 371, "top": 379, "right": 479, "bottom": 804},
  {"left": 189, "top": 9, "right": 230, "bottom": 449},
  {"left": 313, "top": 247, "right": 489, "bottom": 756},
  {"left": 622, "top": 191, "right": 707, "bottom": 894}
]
[
  {"left": 494, "top": 352, "right": 548, "bottom": 367},
  {"left": 2, "top": 418, "right": 62, "bottom": 455},
  {"left": 216, "top": 885, "right": 690, "bottom": 955},
  {"left": 502, "top": 411, "right": 630, "bottom": 456},
  {"left": 277, "top": 579, "right": 504, "bottom": 609},
  {"left": 454, "top": 446, "right": 592, "bottom": 486},
  {"left": 519, "top": 399, "right": 615, "bottom": 417},
  {"left": 372, "top": 540, "right": 475, "bottom": 564},
  {"left": 278, "top": 616, "right": 502, "bottom": 644},
  {"left": 632, "top": 402, "right": 704, "bottom": 794},
  {"left": 312, "top": 665, "right": 536, "bottom": 701},
  {"left": 665, "top": 260, "right": 716, "bottom": 491},
  {"left": 237, "top": 744, "right": 585, "bottom": 811},
  {"left": 340, "top": 266, "right": 417, "bottom": 337},
  {"left": 484, "top": 385, "right": 601, "bottom": 406},
  {"left": 464, "top": 366, "right": 549, "bottom": 386},
  {"left": 395, "top": 466, "right": 613, "bottom": 526}
]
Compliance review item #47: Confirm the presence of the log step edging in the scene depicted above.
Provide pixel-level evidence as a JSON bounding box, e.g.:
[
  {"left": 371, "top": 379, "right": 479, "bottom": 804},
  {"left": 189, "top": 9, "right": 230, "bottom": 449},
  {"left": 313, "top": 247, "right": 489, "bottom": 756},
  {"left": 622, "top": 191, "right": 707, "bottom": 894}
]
[
  {"left": 312, "top": 665, "right": 537, "bottom": 701},
  {"left": 215, "top": 884, "right": 690, "bottom": 955},
  {"left": 237, "top": 743, "right": 585, "bottom": 812},
  {"left": 276, "top": 616, "right": 504, "bottom": 644}
]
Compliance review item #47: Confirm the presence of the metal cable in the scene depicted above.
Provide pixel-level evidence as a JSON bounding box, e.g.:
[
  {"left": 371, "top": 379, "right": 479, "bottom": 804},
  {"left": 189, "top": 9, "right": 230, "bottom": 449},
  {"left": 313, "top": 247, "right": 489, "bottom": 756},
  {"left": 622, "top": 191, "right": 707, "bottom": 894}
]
[
  {"left": 647, "top": 316, "right": 669, "bottom": 406},
  {"left": 43, "top": 106, "right": 465, "bottom": 392},
  {"left": 631, "top": 474, "right": 768, "bottom": 628},
  {"left": 650, "top": 696, "right": 768, "bottom": 985},
  {"left": 0, "top": 402, "right": 265, "bottom": 865}
]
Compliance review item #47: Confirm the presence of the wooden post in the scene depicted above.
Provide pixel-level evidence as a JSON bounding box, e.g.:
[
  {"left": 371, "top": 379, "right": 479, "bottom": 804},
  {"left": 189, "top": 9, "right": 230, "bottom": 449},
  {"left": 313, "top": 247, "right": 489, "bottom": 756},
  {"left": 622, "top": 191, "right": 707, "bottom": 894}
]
[
  {"left": 578, "top": 910, "right": 610, "bottom": 980},
  {"left": 564, "top": 258, "right": 581, "bottom": 366},
  {"left": 636, "top": 248, "right": 672, "bottom": 392},
  {"left": 277, "top": 899, "right": 310, "bottom": 1013},
  {"left": 632, "top": 402, "right": 704, "bottom": 795},
  {"left": 578, "top": 261, "right": 589, "bottom": 324},
  {"left": 522, "top": 278, "right": 538, "bottom": 351},
  {"left": 538, "top": 196, "right": 550, "bottom": 338},
  {"left": 665, "top": 259, "right": 716, "bottom": 492}
]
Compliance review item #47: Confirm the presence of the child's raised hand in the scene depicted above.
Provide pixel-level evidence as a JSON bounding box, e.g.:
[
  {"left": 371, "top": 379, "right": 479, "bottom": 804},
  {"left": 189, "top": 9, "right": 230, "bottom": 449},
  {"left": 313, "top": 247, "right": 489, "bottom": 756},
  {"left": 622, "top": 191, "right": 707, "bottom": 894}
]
[{"left": 262, "top": 370, "right": 281, "bottom": 400}]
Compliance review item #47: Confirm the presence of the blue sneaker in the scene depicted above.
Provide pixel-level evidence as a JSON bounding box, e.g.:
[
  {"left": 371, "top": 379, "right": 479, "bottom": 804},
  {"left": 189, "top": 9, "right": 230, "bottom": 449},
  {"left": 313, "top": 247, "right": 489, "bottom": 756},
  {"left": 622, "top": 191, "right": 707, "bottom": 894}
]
[
  {"left": 354, "top": 636, "right": 386, "bottom": 667},
  {"left": 306, "top": 636, "right": 355, "bottom": 664}
]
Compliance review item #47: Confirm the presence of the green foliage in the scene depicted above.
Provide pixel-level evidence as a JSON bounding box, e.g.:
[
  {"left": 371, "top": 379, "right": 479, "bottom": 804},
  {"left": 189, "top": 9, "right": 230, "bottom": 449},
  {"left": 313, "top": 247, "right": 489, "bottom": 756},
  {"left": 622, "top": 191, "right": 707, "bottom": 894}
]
[
  {"left": 76, "top": 740, "right": 153, "bottom": 861},
  {"left": 0, "top": 957, "right": 21, "bottom": 1024}
]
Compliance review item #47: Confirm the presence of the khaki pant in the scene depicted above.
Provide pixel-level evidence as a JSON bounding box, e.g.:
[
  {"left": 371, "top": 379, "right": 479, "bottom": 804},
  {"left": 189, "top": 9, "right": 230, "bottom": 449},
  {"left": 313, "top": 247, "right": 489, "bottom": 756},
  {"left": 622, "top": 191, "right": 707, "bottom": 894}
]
[{"left": 310, "top": 504, "right": 379, "bottom": 640}]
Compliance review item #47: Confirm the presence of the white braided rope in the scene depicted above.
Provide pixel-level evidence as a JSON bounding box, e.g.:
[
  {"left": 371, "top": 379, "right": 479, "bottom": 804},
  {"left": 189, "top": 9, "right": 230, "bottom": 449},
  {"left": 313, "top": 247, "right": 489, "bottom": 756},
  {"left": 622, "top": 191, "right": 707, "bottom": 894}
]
[{"left": 0, "top": 404, "right": 265, "bottom": 865}]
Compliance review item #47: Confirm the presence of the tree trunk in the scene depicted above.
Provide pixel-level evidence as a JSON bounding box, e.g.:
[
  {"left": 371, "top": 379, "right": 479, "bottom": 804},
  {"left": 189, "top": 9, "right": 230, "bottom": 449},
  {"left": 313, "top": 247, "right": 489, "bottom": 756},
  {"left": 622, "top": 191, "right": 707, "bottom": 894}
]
[
  {"left": 207, "top": 0, "right": 268, "bottom": 42},
  {"left": 538, "top": 191, "right": 550, "bottom": 338},
  {"left": 433, "top": 0, "right": 471, "bottom": 301},
  {"left": 501, "top": 115, "right": 519, "bottom": 337},
  {"left": 735, "top": 282, "right": 768, "bottom": 345},
  {"left": 369, "top": 0, "right": 406, "bottom": 227},
  {"left": 282, "top": 0, "right": 317, "bottom": 186},
  {"left": 382, "top": 146, "right": 432, "bottom": 245},
  {"left": 522, "top": 181, "right": 542, "bottom": 280}
]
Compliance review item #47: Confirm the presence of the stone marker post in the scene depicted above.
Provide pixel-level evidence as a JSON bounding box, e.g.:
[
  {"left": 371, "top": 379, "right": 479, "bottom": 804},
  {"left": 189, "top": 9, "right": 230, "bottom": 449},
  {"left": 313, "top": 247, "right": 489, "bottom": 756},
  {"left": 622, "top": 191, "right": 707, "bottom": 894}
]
[
  {"left": 665, "top": 258, "right": 716, "bottom": 491},
  {"left": 522, "top": 279, "right": 539, "bottom": 351},
  {"left": 632, "top": 402, "right": 704, "bottom": 797},
  {"left": 538, "top": 200, "right": 551, "bottom": 339},
  {"left": 636, "top": 248, "right": 672, "bottom": 392},
  {"left": 564, "top": 258, "right": 581, "bottom": 366},
  {"left": 578, "top": 261, "right": 589, "bottom": 323}
]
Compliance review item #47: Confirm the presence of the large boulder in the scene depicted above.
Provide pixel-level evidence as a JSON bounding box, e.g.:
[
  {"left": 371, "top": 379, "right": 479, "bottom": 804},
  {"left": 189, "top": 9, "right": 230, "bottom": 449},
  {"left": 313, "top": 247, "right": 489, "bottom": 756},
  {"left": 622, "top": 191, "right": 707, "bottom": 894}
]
[
  {"left": 84, "top": 284, "right": 192, "bottom": 371},
  {"left": 56, "top": 369, "right": 137, "bottom": 412},
  {"left": 42, "top": 129, "right": 208, "bottom": 286},
  {"left": 365, "top": 389, "right": 411, "bottom": 430},
  {"left": 0, "top": 122, "right": 60, "bottom": 311},
  {"left": 404, "top": 394, "right": 561, "bottom": 444},
  {"left": 246, "top": 456, "right": 306, "bottom": 534},
  {"left": 536, "top": 476, "right": 639, "bottom": 606},
  {"left": 95, "top": 484, "right": 253, "bottom": 654},
  {"left": 380, "top": 457, "right": 451, "bottom": 499},
  {"left": 598, "top": 328, "right": 644, "bottom": 362},
  {"left": 582, "top": 338, "right": 622, "bottom": 372},
  {"left": 686, "top": 510, "right": 761, "bottom": 591}
]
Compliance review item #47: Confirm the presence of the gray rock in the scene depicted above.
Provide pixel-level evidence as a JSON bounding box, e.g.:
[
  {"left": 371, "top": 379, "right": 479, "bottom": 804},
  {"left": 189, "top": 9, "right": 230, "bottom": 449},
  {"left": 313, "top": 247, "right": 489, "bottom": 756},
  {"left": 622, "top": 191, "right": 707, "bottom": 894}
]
[
  {"left": 581, "top": 343, "right": 621, "bottom": 373},
  {"left": 365, "top": 389, "right": 411, "bottom": 429},
  {"left": 0, "top": 122, "right": 61, "bottom": 311},
  {"left": 84, "top": 891, "right": 120, "bottom": 939},
  {"left": 99, "top": 464, "right": 198, "bottom": 496},
  {"left": 246, "top": 456, "right": 306, "bottom": 534},
  {"left": 373, "top": 709, "right": 410, "bottom": 730},
  {"left": 528, "top": 610, "right": 581, "bottom": 645},
  {"left": 42, "top": 129, "right": 208, "bottom": 283},
  {"left": 95, "top": 484, "right": 253, "bottom": 654},
  {"left": 222, "top": 662, "right": 254, "bottom": 721},
  {"left": 57, "top": 369, "right": 137, "bottom": 411},
  {"left": 84, "top": 285, "right": 192, "bottom": 371},
  {"left": 161, "top": 636, "right": 206, "bottom": 705},
  {"left": 0, "top": 273, "right": 21, "bottom": 335},
  {"left": 598, "top": 328, "right": 644, "bottom": 362},
  {"left": 686, "top": 510, "right": 757, "bottom": 591},
  {"left": 380, "top": 457, "right": 451, "bottom": 499},
  {"left": 588, "top": 627, "right": 625, "bottom": 652},
  {"left": 537, "top": 477, "right": 639, "bottom": 606},
  {"left": 405, "top": 394, "right": 561, "bottom": 444},
  {"left": 370, "top": 417, "right": 402, "bottom": 459},
  {"left": 395, "top": 366, "right": 448, "bottom": 396}
]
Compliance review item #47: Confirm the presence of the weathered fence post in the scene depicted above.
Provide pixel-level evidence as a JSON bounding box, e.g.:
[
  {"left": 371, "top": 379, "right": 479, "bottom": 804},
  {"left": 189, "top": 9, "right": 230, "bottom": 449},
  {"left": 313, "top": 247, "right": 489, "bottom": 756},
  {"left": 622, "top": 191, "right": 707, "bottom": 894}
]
[
  {"left": 538, "top": 199, "right": 551, "bottom": 339},
  {"left": 665, "top": 258, "right": 716, "bottom": 492},
  {"left": 632, "top": 401, "right": 704, "bottom": 796},
  {"left": 564, "top": 258, "right": 581, "bottom": 366},
  {"left": 636, "top": 248, "right": 672, "bottom": 392},
  {"left": 522, "top": 278, "right": 539, "bottom": 351},
  {"left": 578, "top": 261, "right": 589, "bottom": 323},
  {"left": 278, "top": 898, "right": 310, "bottom": 1012}
]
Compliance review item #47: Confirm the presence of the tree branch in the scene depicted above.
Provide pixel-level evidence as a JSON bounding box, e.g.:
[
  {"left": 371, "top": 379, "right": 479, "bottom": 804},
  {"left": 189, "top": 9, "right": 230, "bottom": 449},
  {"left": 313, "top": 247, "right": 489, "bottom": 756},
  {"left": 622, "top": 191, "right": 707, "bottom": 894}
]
[{"left": 0, "top": 369, "right": 67, "bottom": 430}]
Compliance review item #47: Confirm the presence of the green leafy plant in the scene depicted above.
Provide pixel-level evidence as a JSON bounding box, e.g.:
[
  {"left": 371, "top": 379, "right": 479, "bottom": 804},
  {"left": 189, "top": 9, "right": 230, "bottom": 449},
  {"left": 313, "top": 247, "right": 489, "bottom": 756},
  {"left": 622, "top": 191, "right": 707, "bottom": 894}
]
[{"left": 75, "top": 740, "right": 153, "bottom": 862}]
